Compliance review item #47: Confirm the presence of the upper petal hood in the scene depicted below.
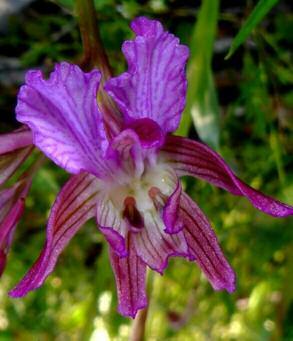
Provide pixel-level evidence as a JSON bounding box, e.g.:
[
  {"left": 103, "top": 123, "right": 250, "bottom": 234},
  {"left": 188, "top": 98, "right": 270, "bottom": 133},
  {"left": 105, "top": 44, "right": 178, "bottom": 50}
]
[
  {"left": 105, "top": 17, "right": 189, "bottom": 135},
  {"left": 16, "top": 62, "right": 111, "bottom": 178}
]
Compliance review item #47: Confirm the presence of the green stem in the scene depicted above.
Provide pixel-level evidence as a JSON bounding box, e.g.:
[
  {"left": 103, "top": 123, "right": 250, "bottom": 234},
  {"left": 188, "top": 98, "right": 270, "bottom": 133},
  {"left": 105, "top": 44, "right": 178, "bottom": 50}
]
[
  {"left": 130, "top": 307, "right": 149, "bottom": 341},
  {"left": 75, "top": 0, "right": 122, "bottom": 138},
  {"left": 130, "top": 271, "right": 154, "bottom": 341},
  {"left": 75, "top": 0, "right": 111, "bottom": 78}
]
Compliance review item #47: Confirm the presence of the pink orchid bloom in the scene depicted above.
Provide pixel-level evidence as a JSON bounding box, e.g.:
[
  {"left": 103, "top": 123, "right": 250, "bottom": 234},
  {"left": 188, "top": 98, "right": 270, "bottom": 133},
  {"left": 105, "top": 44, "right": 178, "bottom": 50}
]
[
  {"left": 0, "top": 128, "right": 33, "bottom": 275},
  {"left": 9, "top": 17, "right": 292, "bottom": 318}
]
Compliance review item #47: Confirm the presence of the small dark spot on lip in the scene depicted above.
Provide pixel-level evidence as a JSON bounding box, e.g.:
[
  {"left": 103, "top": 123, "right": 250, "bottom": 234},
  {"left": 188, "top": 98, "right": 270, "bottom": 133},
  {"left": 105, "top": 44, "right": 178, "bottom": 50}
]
[{"left": 123, "top": 196, "right": 144, "bottom": 229}]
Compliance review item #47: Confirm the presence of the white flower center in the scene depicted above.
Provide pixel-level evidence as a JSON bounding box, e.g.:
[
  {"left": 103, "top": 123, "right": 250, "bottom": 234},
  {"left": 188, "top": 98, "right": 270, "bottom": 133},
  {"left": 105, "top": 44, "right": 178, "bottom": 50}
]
[{"left": 102, "top": 161, "right": 176, "bottom": 214}]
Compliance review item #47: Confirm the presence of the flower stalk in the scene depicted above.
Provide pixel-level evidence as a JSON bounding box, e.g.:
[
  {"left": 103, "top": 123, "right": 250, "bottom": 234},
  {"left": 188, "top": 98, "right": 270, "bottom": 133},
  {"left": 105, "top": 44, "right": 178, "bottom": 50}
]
[
  {"left": 130, "top": 271, "right": 153, "bottom": 341},
  {"left": 130, "top": 306, "right": 148, "bottom": 341},
  {"left": 75, "top": 0, "right": 122, "bottom": 138},
  {"left": 75, "top": 0, "right": 111, "bottom": 77}
]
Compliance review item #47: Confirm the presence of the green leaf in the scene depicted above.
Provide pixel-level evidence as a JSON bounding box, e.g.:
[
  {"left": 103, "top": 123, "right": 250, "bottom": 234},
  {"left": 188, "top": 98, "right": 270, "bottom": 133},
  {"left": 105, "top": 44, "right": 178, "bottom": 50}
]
[
  {"left": 177, "top": 0, "right": 220, "bottom": 149},
  {"left": 225, "top": 0, "right": 279, "bottom": 59}
]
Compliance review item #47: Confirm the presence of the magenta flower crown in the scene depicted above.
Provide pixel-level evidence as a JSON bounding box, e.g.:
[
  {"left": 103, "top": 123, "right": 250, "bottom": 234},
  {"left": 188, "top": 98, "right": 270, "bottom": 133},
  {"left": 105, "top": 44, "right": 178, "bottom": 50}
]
[{"left": 5, "top": 17, "right": 292, "bottom": 318}]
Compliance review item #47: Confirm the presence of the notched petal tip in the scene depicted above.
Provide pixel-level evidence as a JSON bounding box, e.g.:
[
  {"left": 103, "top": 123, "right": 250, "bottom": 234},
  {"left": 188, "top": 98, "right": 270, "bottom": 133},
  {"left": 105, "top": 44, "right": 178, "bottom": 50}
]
[
  {"left": 24, "top": 69, "right": 43, "bottom": 83},
  {"left": 105, "top": 16, "right": 189, "bottom": 135},
  {"left": 16, "top": 62, "right": 109, "bottom": 177},
  {"left": 130, "top": 16, "right": 163, "bottom": 37}
]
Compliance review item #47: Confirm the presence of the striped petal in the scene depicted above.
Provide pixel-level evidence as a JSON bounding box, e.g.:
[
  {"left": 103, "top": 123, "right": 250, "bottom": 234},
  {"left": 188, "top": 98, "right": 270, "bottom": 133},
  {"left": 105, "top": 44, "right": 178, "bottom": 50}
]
[
  {"left": 96, "top": 195, "right": 128, "bottom": 258},
  {"left": 109, "top": 234, "right": 147, "bottom": 318},
  {"left": 108, "top": 129, "right": 143, "bottom": 179},
  {"left": 0, "top": 180, "right": 31, "bottom": 276},
  {"left": 9, "top": 172, "right": 99, "bottom": 297},
  {"left": 162, "top": 135, "right": 293, "bottom": 217},
  {"left": 105, "top": 17, "right": 189, "bottom": 134},
  {"left": 16, "top": 62, "right": 110, "bottom": 178},
  {"left": 162, "top": 180, "right": 184, "bottom": 234},
  {"left": 180, "top": 192, "right": 235, "bottom": 293},
  {"left": 133, "top": 210, "right": 189, "bottom": 274},
  {"left": 0, "top": 127, "right": 32, "bottom": 154},
  {"left": 0, "top": 146, "right": 33, "bottom": 186}
]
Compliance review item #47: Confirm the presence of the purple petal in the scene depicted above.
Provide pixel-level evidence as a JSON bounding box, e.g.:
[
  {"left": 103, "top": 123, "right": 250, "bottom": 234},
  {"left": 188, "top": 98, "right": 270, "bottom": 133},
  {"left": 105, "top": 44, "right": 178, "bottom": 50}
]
[
  {"left": 133, "top": 210, "right": 189, "bottom": 274},
  {"left": 180, "top": 192, "right": 235, "bottom": 293},
  {"left": 16, "top": 62, "right": 110, "bottom": 177},
  {"left": 126, "top": 118, "right": 164, "bottom": 149},
  {"left": 162, "top": 135, "right": 293, "bottom": 217},
  {"left": 0, "top": 127, "right": 32, "bottom": 154},
  {"left": 0, "top": 180, "right": 31, "bottom": 276},
  {"left": 105, "top": 17, "right": 189, "bottom": 134},
  {"left": 163, "top": 180, "right": 184, "bottom": 234},
  {"left": 0, "top": 146, "right": 33, "bottom": 186},
  {"left": 109, "top": 234, "right": 147, "bottom": 318},
  {"left": 98, "top": 88, "right": 123, "bottom": 140},
  {"left": 96, "top": 196, "right": 128, "bottom": 258},
  {"left": 108, "top": 129, "right": 144, "bottom": 178},
  {"left": 9, "top": 173, "right": 99, "bottom": 297}
]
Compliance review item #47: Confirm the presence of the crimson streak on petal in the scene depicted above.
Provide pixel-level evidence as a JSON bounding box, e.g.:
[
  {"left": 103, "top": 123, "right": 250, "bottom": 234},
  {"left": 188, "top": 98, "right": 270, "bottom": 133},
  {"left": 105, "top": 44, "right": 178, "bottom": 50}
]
[
  {"left": 162, "top": 135, "right": 293, "bottom": 217},
  {"left": 9, "top": 173, "right": 99, "bottom": 297},
  {"left": 180, "top": 192, "right": 236, "bottom": 293},
  {"left": 109, "top": 234, "right": 147, "bottom": 318}
]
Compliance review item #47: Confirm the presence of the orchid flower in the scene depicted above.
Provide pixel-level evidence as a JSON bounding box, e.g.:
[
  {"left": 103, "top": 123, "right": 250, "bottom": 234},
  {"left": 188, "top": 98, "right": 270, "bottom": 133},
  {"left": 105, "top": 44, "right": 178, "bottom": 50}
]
[
  {"left": 0, "top": 128, "right": 33, "bottom": 275},
  {"left": 9, "top": 17, "right": 292, "bottom": 318}
]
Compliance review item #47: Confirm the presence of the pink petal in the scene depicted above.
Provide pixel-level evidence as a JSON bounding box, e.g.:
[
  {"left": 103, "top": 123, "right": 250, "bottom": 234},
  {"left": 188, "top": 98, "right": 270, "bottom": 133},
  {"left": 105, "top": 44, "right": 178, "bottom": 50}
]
[
  {"left": 105, "top": 17, "right": 189, "bottom": 134},
  {"left": 126, "top": 118, "right": 164, "bottom": 148},
  {"left": 96, "top": 196, "right": 128, "bottom": 258},
  {"left": 162, "top": 135, "right": 293, "bottom": 217},
  {"left": 9, "top": 173, "right": 99, "bottom": 297},
  {"left": 109, "top": 234, "right": 147, "bottom": 318},
  {"left": 162, "top": 180, "right": 184, "bottom": 234},
  {"left": 0, "top": 146, "right": 33, "bottom": 186},
  {"left": 0, "top": 127, "right": 32, "bottom": 154},
  {"left": 16, "top": 62, "right": 110, "bottom": 177},
  {"left": 133, "top": 210, "right": 189, "bottom": 274},
  {"left": 108, "top": 129, "right": 144, "bottom": 178},
  {"left": 180, "top": 192, "right": 236, "bottom": 293},
  {"left": 0, "top": 180, "right": 31, "bottom": 276}
]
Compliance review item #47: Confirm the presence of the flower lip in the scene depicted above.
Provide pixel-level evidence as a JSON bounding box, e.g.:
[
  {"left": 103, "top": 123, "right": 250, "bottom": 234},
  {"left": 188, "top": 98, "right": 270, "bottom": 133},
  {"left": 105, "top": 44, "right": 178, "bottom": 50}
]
[{"left": 125, "top": 118, "right": 165, "bottom": 149}]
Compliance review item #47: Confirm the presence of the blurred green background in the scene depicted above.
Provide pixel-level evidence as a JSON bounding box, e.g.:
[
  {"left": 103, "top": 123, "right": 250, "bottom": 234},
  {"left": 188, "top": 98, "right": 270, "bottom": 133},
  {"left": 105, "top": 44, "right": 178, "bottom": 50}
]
[{"left": 0, "top": 0, "right": 292, "bottom": 340}]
